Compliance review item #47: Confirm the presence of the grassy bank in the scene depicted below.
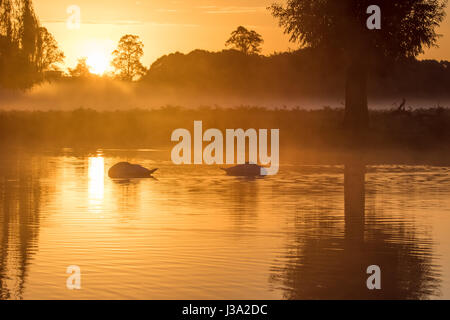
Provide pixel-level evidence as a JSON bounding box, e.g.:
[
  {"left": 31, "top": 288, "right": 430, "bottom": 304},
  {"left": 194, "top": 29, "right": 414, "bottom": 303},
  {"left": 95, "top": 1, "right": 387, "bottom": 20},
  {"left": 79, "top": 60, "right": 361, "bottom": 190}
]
[{"left": 1, "top": 106, "right": 449, "bottom": 164}]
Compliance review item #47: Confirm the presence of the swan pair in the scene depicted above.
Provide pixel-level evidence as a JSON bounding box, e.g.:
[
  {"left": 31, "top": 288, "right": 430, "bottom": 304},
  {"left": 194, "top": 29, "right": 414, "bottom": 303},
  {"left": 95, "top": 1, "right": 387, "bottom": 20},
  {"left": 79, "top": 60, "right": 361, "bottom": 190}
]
[{"left": 108, "top": 162, "right": 266, "bottom": 178}]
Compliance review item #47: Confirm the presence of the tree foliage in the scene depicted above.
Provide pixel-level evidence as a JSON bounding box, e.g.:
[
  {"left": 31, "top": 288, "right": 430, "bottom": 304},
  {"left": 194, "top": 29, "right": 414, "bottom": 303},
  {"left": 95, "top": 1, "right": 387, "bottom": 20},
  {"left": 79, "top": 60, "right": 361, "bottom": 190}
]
[
  {"left": 35, "top": 27, "right": 65, "bottom": 72},
  {"left": 0, "top": 0, "right": 64, "bottom": 88},
  {"left": 111, "top": 34, "right": 147, "bottom": 81},
  {"left": 225, "top": 26, "right": 264, "bottom": 54},
  {"left": 69, "top": 57, "right": 92, "bottom": 78},
  {"left": 270, "top": 0, "right": 447, "bottom": 135},
  {"left": 270, "top": 0, "right": 447, "bottom": 59}
]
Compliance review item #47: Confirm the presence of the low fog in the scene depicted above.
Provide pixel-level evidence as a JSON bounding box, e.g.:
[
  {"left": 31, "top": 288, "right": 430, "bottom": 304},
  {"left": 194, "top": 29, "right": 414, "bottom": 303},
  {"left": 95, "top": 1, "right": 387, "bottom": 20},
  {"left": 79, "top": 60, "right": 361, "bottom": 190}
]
[{"left": 1, "top": 79, "right": 447, "bottom": 111}]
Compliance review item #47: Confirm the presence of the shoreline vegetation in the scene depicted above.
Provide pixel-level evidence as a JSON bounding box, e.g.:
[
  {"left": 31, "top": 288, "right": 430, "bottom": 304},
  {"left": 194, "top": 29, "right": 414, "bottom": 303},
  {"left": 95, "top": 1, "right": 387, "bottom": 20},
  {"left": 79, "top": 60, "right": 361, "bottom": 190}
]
[
  {"left": 2, "top": 49, "right": 450, "bottom": 111},
  {"left": 1, "top": 106, "right": 449, "bottom": 165}
]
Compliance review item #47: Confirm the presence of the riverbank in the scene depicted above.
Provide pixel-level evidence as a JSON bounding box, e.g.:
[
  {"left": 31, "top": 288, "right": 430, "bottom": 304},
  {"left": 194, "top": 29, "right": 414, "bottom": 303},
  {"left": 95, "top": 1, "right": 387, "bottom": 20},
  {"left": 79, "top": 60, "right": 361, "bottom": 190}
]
[{"left": 1, "top": 106, "right": 449, "bottom": 165}]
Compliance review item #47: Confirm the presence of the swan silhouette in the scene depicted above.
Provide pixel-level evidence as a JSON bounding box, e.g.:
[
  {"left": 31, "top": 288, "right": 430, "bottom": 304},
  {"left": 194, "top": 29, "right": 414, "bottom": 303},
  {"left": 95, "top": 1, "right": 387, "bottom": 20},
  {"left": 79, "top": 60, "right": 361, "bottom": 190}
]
[
  {"left": 221, "top": 163, "right": 266, "bottom": 176},
  {"left": 108, "top": 162, "right": 158, "bottom": 178}
]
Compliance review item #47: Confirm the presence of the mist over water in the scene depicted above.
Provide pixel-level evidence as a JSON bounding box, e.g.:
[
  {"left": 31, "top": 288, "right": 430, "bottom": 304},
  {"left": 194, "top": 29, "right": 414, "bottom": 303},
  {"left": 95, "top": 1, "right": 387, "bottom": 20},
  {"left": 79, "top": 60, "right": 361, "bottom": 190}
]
[{"left": 1, "top": 79, "right": 448, "bottom": 111}]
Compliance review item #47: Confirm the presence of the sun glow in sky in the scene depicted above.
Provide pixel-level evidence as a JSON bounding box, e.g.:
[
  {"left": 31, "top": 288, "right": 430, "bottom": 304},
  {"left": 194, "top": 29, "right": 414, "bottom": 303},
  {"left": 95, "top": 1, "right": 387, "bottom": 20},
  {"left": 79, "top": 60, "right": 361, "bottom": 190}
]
[
  {"left": 86, "top": 52, "right": 109, "bottom": 75},
  {"left": 74, "top": 38, "right": 115, "bottom": 74},
  {"left": 33, "top": 0, "right": 450, "bottom": 71},
  {"left": 85, "top": 46, "right": 113, "bottom": 75}
]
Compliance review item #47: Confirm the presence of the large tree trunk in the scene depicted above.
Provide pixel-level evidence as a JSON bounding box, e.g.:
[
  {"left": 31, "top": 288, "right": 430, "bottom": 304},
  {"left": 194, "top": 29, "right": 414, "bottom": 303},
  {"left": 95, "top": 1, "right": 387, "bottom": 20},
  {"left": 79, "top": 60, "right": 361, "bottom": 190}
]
[{"left": 344, "top": 59, "right": 369, "bottom": 145}]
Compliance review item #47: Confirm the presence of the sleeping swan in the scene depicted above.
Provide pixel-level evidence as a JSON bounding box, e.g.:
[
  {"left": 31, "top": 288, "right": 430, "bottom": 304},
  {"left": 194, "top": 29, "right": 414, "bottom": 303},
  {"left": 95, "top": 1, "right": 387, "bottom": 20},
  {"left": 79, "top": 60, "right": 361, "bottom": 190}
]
[
  {"left": 221, "top": 163, "right": 267, "bottom": 177},
  {"left": 108, "top": 162, "right": 158, "bottom": 178}
]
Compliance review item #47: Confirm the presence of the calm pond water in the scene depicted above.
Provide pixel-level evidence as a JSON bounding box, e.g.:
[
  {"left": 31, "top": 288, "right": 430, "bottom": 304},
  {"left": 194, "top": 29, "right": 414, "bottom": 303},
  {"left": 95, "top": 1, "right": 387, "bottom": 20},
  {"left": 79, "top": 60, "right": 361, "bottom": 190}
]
[{"left": 0, "top": 149, "right": 449, "bottom": 299}]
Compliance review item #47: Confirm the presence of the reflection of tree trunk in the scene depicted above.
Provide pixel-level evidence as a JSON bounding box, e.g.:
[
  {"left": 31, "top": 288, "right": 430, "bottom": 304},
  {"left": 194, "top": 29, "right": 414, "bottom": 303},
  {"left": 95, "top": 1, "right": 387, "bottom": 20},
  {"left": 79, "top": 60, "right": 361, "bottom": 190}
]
[
  {"left": 272, "top": 154, "right": 440, "bottom": 299},
  {"left": 0, "top": 169, "right": 42, "bottom": 299},
  {"left": 342, "top": 159, "right": 366, "bottom": 296},
  {"left": 345, "top": 59, "right": 369, "bottom": 144},
  {"left": 0, "top": 187, "right": 12, "bottom": 300},
  {"left": 344, "top": 160, "right": 366, "bottom": 244}
]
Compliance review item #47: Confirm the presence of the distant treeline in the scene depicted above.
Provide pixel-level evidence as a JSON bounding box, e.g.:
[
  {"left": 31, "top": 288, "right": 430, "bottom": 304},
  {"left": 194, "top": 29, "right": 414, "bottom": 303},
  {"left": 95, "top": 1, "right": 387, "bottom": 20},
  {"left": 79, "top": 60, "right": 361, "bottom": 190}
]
[
  {"left": 1, "top": 107, "right": 449, "bottom": 164},
  {"left": 142, "top": 48, "right": 450, "bottom": 101}
]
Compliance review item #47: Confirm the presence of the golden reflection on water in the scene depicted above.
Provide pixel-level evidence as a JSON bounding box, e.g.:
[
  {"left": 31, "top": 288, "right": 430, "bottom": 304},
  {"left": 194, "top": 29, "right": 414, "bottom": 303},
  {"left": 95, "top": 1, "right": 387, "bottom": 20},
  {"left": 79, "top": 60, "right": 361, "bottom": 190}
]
[
  {"left": 88, "top": 157, "right": 105, "bottom": 213},
  {"left": 0, "top": 151, "right": 449, "bottom": 299}
]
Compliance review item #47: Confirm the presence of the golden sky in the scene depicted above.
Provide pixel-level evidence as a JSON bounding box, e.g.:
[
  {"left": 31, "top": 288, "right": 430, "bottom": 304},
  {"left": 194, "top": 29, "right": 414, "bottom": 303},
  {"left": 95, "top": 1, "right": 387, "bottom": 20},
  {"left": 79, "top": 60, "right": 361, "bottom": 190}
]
[{"left": 34, "top": 0, "right": 450, "bottom": 73}]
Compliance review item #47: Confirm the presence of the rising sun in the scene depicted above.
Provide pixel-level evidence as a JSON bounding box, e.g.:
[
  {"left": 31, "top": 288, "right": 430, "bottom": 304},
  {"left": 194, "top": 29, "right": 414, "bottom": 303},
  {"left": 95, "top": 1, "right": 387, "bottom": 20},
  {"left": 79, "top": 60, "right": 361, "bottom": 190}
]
[{"left": 86, "top": 51, "right": 110, "bottom": 75}]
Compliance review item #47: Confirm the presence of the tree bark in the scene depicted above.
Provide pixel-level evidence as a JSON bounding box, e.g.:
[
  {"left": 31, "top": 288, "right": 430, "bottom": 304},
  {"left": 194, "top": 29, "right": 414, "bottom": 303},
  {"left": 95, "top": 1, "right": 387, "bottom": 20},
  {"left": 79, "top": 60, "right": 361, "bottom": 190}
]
[{"left": 344, "top": 59, "right": 369, "bottom": 146}]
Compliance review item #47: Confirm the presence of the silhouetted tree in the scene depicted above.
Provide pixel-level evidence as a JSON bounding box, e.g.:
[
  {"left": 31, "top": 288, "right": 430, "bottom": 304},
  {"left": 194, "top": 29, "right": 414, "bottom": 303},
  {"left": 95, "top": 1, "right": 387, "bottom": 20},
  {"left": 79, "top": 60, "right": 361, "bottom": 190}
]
[
  {"left": 225, "top": 26, "right": 264, "bottom": 54},
  {"left": 0, "top": 0, "right": 64, "bottom": 88},
  {"left": 0, "top": 0, "right": 15, "bottom": 44},
  {"left": 35, "top": 27, "right": 65, "bottom": 73},
  {"left": 20, "top": 0, "right": 39, "bottom": 64},
  {"left": 270, "top": 0, "right": 447, "bottom": 136},
  {"left": 69, "top": 57, "right": 91, "bottom": 77},
  {"left": 111, "top": 34, "right": 146, "bottom": 81}
]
